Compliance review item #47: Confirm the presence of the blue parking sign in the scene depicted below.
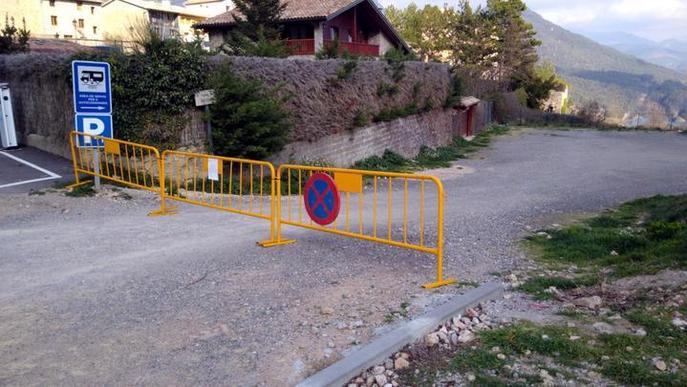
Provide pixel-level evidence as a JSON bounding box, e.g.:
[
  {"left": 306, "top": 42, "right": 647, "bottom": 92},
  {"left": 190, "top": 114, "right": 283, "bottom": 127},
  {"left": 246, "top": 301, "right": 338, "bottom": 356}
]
[
  {"left": 72, "top": 60, "right": 112, "bottom": 114},
  {"left": 75, "top": 114, "right": 113, "bottom": 148}
]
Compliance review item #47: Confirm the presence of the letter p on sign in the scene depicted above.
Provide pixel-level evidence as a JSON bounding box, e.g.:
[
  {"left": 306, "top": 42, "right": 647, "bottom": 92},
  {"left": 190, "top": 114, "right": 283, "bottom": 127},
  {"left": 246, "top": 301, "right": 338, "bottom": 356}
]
[{"left": 75, "top": 114, "right": 113, "bottom": 148}]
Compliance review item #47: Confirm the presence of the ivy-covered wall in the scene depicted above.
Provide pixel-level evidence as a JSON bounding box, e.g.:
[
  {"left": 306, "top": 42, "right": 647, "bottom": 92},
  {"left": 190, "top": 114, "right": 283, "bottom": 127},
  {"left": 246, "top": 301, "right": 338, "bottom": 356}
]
[{"left": 0, "top": 52, "right": 452, "bottom": 159}]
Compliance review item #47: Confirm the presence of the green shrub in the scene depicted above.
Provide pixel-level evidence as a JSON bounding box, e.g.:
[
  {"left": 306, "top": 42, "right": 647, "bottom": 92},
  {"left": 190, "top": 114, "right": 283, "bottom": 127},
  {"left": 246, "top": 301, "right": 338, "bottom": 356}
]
[
  {"left": 0, "top": 15, "right": 30, "bottom": 54},
  {"left": 376, "top": 81, "right": 399, "bottom": 97},
  {"left": 352, "top": 109, "right": 370, "bottom": 128},
  {"left": 315, "top": 39, "right": 340, "bottom": 59},
  {"left": 335, "top": 59, "right": 357, "bottom": 80},
  {"left": 209, "top": 63, "right": 292, "bottom": 160},
  {"left": 373, "top": 103, "right": 418, "bottom": 122}
]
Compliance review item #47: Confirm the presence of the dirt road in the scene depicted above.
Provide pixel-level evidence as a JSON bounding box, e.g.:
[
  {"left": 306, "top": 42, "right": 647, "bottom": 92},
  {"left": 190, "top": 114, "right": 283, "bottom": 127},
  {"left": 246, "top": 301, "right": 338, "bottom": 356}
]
[{"left": 1, "top": 128, "right": 686, "bottom": 386}]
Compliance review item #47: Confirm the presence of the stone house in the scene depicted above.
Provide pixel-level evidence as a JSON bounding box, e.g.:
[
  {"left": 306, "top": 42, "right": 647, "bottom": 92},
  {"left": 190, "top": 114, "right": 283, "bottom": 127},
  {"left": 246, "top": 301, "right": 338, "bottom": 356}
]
[{"left": 193, "top": 0, "right": 410, "bottom": 57}]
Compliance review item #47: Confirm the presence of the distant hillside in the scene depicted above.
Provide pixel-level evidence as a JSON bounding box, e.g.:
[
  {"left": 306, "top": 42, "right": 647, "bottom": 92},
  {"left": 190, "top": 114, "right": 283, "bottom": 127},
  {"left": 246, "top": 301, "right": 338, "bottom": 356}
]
[
  {"left": 586, "top": 31, "right": 687, "bottom": 75},
  {"left": 523, "top": 9, "right": 687, "bottom": 128}
]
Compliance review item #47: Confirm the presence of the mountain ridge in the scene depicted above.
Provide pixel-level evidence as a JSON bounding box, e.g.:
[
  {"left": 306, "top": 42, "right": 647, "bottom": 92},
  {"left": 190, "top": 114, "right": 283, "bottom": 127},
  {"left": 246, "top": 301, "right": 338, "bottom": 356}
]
[{"left": 523, "top": 9, "right": 687, "bottom": 128}]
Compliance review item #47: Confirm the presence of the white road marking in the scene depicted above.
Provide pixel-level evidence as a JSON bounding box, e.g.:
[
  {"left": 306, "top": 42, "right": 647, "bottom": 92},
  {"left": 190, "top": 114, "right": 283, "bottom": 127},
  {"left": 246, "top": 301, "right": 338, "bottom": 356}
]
[{"left": 0, "top": 151, "right": 62, "bottom": 189}]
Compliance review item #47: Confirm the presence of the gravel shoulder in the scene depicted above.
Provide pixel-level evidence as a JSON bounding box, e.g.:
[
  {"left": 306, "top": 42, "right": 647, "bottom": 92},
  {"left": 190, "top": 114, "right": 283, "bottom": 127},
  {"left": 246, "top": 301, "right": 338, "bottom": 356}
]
[{"left": 1, "top": 128, "right": 686, "bottom": 386}]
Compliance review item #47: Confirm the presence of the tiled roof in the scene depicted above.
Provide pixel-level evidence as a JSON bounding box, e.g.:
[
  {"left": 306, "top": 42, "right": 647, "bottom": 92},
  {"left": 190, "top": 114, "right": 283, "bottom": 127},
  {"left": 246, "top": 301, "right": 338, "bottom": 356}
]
[{"left": 195, "top": 0, "right": 360, "bottom": 27}]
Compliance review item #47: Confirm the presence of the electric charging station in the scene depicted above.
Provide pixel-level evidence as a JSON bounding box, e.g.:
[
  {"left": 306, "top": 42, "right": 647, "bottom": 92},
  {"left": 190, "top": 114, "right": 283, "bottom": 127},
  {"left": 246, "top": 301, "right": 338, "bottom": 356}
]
[{"left": 0, "top": 83, "right": 18, "bottom": 149}]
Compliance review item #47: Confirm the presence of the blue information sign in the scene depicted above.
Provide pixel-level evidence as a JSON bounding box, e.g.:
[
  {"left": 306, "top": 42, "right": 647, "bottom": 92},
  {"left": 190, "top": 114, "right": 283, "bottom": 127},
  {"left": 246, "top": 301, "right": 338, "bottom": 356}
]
[
  {"left": 72, "top": 60, "right": 112, "bottom": 114},
  {"left": 75, "top": 114, "right": 113, "bottom": 148}
]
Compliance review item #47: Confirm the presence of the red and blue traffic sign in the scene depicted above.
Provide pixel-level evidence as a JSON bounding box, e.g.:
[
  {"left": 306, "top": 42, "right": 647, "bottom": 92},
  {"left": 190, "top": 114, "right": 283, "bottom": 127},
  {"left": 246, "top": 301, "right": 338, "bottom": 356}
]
[{"left": 303, "top": 173, "right": 340, "bottom": 226}]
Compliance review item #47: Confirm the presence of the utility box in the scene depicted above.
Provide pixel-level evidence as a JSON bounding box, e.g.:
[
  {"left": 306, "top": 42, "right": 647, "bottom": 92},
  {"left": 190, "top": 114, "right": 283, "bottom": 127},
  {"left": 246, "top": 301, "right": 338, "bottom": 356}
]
[{"left": 0, "top": 83, "right": 18, "bottom": 148}]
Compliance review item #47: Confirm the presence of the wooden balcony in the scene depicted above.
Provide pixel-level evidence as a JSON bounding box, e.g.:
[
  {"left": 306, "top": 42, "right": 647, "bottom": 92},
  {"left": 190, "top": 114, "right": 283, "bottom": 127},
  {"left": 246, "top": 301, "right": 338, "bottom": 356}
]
[
  {"left": 285, "top": 39, "right": 380, "bottom": 56},
  {"left": 285, "top": 39, "right": 316, "bottom": 55}
]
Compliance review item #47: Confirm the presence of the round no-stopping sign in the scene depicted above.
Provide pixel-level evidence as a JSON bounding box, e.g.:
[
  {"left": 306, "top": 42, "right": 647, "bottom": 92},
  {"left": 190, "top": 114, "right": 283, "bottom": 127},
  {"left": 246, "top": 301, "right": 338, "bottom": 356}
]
[{"left": 303, "top": 173, "right": 340, "bottom": 226}]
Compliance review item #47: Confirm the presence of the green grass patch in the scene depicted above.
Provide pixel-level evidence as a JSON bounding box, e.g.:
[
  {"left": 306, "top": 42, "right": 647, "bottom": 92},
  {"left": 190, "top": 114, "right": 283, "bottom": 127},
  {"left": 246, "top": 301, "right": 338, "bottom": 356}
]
[
  {"left": 519, "top": 275, "right": 599, "bottom": 300},
  {"left": 481, "top": 323, "right": 593, "bottom": 366},
  {"left": 526, "top": 194, "right": 687, "bottom": 277},
  {"left": 65, "top": 183, "right": 96, "bottom": 197},
  {"left": 352, "top": 125, "right": 509, "bottom": 172}
]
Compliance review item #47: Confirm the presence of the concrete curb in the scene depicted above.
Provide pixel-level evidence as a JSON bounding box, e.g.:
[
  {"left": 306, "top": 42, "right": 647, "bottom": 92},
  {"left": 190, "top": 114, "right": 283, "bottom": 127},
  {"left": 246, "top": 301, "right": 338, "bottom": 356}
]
[{"left": 297, "top": 282, "right": 504, "bottom": 387}]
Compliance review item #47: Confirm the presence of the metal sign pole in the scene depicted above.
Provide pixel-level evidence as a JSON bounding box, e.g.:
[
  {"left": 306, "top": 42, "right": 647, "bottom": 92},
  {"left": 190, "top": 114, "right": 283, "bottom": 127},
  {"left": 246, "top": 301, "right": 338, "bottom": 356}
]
[
  {"left": 93, "top": 148, "right": 101, "bottom": 189},
  {"left": 205, "top": 105, "right": 213, "bottom": 153}
]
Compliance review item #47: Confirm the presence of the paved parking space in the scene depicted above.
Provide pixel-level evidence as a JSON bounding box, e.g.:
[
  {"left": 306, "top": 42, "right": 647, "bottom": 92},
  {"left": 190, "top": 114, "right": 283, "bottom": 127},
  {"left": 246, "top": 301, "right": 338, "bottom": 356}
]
[{"left": 0, "top": 147, "right": 73, "bottom": 194}]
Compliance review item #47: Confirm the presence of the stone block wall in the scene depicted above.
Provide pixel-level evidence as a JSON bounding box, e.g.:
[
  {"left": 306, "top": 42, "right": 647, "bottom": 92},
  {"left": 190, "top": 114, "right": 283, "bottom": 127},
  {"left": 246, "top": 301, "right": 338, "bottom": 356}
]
[{"left": 271, "top": 108, "right": 459, "bottom": 166}]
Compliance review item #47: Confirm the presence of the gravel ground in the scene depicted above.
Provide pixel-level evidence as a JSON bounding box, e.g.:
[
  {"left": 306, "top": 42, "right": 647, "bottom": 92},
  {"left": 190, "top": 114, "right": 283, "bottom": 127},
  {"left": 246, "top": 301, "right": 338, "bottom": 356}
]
[{"left": 1, "top": 128, "right": 686, "bottom": 386}]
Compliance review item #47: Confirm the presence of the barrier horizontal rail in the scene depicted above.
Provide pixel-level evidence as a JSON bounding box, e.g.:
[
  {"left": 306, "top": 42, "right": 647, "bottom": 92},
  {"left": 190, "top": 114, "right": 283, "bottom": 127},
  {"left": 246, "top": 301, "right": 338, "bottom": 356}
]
[
  {"left": 155, "top": 150, "right": 277, "bottom": 242},
  {"left": 264, "top": 164, "right": 456, "bottom": 289},
  {"left": 68, "top": 131, "right": 161, "bottom": 194}
]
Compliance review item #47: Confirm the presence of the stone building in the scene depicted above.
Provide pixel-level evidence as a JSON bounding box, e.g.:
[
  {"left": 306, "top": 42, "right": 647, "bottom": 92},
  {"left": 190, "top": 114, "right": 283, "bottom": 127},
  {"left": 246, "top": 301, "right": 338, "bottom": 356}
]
[
  {"left": 0, "top": 0, "right": 103, "bottom": 41},
  {"left": 100, "top": 0, "right": 207, "bottom": 42}
]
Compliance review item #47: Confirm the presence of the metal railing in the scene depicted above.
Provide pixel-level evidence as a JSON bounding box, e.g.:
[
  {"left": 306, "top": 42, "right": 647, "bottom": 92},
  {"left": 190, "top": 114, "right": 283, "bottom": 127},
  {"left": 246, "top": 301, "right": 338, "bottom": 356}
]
[
  {"left": 68, "top": 131, "right": 162, "bottom": 193},
  {"left": 264, "top": 164, "right": 456, "bottom": 289},
  {"left": 155, "top": 150, "right": 277, "bottom": 242}
]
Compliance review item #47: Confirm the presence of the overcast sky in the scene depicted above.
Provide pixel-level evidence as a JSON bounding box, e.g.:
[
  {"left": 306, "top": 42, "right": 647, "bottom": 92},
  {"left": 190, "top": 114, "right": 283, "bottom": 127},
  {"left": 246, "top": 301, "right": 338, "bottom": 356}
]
[{"left": 377, "top": 0, "right": 687, "bottom": 43}]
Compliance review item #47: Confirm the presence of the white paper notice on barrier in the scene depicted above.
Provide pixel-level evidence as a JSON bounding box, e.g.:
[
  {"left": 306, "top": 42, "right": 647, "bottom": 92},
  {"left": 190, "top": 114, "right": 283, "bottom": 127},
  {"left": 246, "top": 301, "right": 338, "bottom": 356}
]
[{"left": 207, "top": 158, "right": 219, "bottom": 181}]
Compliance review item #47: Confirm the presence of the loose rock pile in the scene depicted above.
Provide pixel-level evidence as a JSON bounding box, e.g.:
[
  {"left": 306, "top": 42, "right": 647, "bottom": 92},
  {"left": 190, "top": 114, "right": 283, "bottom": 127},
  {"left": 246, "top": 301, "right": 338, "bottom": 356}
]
[{"left": 345, "top": 305, "right": 494, "bottom": 387}]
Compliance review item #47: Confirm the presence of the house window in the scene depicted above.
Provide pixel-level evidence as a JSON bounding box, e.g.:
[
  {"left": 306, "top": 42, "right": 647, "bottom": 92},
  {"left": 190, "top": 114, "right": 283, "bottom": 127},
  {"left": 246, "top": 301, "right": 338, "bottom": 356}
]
[
  {"left": 49, "top": 0, "right": 55, "bottom": 6},
  {"left": 51, "top": 16, "right": 57, "bottom": 26},
  {"left": 93, "top": 26, "right": 97, "bottom": 34},
  {"left": 91, "top": 6, "right": 95, "bottom": 15},
  {"left": 330, "top": 27, "right": 339, "bottom": 40},
  {"left": 77, "top": 1, "right": 83, "bottom": 10},
  {"left": 78, "top": 19, "right": 84, "bottom": 28}
]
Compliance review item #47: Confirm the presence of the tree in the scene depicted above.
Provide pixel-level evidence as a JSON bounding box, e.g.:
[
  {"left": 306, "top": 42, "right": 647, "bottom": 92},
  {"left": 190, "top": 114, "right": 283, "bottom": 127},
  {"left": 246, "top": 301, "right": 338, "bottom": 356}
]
[
  {"left": 0, "top": 15, "right": 30, "bottom": 54},
  {"left": 484, "top": 0, "right": 540, "bottom": 84},
  {"left": 511, "top": 61, "right": 567, "bottom": 108},
  {"left": 451, "top": 0, "right": 496, "bottom": 77},
  {"left": 222, "top": 0, "right": 288, "bottom": 57},
  {"left": 385, "top": 4, "right": 456, "bottom": 63},
  {"left": 209, "top": 63, "right": 292, "bottom": 159}
]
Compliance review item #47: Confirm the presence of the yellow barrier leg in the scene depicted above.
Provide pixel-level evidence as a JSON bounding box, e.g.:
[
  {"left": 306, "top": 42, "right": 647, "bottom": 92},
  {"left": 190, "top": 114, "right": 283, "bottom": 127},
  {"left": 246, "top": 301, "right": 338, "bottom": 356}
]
[
  {"left": 65, "top": 180, "right": 92, "bottom": 189},
  {"left": 148, "top": 157, "right": 178, "bottom": 217},
  {"left": 422, "top": 187, "right": 456, "bottom": 289},
  {"left": 259, "top": 175, "right": 295, "bottom": 247},
  {"left": 422, "top": 250, "right": 457, "bottom": 289}
]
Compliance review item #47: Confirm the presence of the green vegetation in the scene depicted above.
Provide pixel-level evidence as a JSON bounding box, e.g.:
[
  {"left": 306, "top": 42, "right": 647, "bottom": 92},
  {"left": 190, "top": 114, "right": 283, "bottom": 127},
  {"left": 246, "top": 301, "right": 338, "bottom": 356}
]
[
  {"left": 209, "top": 63, "right": 292, "bottom": 159},
  {"left": 377, "top": 81, "right": 400, "bottom": 97},
  {"left": 404, "top": 316, "right": 687, "bottom": 386},
  {"left": 0, "top": 15, "right": 30, "bottom": 54},
  {"left": 220, "top": 0, "right": 289, "bottom": 57},
  {"left": 353, "top": 125, "right": 509, "bottom": 172},
  {"left": 527, "top": 194, "right": 687, "bottom": 277},
  {"left": 65, "top": 183, "right": 96, "bottom": 197},
  {"left": 519, "top": 275, "right": 599, "bottom": 300},
  {"left": 333, "top": 60, "right": 358, "bottom": 81}
]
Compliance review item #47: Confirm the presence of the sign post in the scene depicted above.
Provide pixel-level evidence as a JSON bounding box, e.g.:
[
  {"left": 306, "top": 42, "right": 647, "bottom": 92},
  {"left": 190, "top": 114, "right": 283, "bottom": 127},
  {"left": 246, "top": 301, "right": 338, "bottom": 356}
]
[
  {"left": 72, "top": 60, "right": 113, "bottom": 189},
  {"left": 194, "top": 89, "right": 215, "bottom": 152}
]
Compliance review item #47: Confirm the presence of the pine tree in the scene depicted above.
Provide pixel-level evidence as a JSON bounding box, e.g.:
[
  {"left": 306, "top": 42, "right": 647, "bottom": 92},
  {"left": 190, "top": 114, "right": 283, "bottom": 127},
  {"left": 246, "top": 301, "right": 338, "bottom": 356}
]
[
  {"left": 222, "top": 0, "right": 288, "bottom": 57},
  {"left": 485, "top": 0, "right": 540, "bottom": 84},
  {"left": 451, "top": 1, "right": 496, "bottom": 77}
]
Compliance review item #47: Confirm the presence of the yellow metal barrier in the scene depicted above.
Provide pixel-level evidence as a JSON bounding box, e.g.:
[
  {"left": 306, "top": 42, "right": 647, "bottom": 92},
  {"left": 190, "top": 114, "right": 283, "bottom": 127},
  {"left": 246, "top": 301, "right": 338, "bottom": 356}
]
[
  {"left": 68, "top": 131, "right": 162, "bottom": 194},
  {"left": 264, "top": 164, "right": 456, "bottom": 289},
  {"left": 156, "top": 150, "right": 276, "bottom": 243}
]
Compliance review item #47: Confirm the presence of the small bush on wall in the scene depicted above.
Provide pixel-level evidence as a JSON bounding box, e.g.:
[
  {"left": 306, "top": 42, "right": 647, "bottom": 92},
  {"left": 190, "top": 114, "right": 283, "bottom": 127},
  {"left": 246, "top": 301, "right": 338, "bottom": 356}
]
[{"left": 209, "top": 63, "right": 292, "bottom": 159}]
